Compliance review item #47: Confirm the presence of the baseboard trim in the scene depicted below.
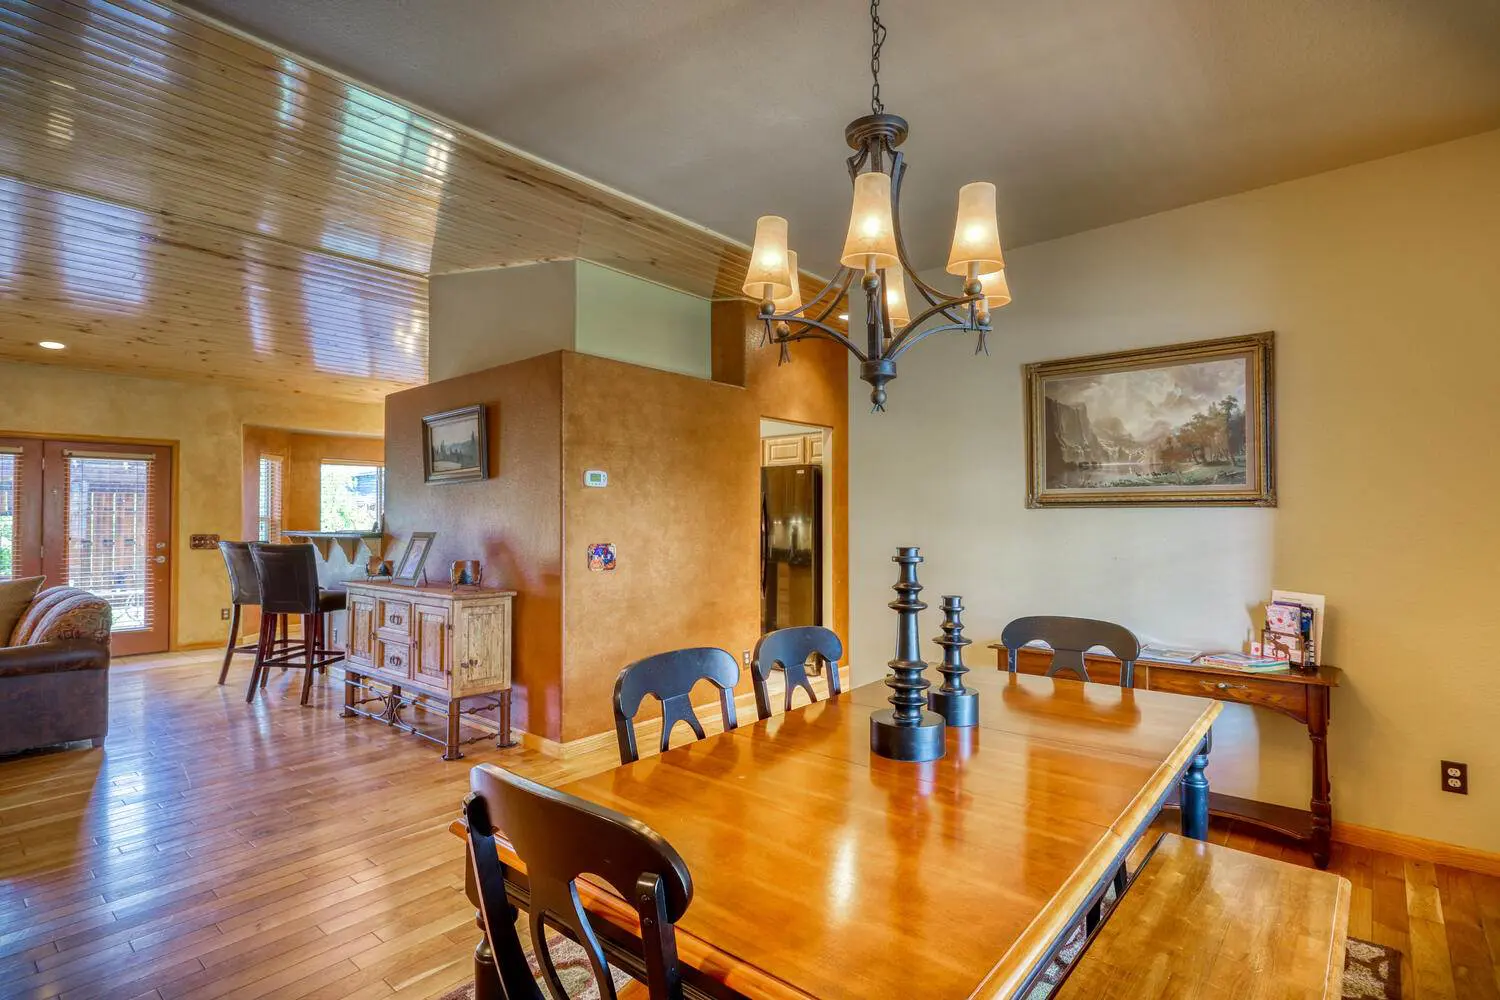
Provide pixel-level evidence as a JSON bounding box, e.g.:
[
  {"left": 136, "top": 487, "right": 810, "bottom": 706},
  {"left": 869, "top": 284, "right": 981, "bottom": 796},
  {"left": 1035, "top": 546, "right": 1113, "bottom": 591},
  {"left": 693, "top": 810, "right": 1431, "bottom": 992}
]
[
  {"left": 512, "top": 667, "right": 848, "bottom": 760},
  {"left": 1332, "top": 821, "right": 1500, "bottom": 876}
]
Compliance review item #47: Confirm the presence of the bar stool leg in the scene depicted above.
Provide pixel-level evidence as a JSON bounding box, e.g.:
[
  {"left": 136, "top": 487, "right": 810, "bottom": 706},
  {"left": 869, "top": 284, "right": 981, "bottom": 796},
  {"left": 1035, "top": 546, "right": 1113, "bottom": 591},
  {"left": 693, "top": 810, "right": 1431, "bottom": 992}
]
[
  {"left": 300, "top": 613, "right": 317, "bottom": 706},
  {"left": 218, "top": 604, "right": 241, "bottom": 685},
  {"left": 246, "top": 613, "right": 272, "bottom": 703},
  {"left": 261, "top": 615, "right": 275, "bottom": 687}
]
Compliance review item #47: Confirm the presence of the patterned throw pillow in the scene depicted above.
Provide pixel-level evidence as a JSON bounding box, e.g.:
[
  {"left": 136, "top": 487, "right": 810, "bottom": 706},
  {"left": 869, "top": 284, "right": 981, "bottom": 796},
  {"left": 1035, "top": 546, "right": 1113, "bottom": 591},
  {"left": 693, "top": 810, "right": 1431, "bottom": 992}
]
[
  {"left": 0, "top": 575, "right": 46, "bottom": 646},
  {"left": 11, "top": 587, "right": 112, "bottom": 646}
]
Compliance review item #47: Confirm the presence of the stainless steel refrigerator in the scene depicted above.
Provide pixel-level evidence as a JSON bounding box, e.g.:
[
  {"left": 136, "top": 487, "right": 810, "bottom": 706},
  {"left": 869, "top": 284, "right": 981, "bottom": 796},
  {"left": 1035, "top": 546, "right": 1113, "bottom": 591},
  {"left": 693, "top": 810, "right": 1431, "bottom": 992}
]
[{"left": 761, "top": 464, "right": 823, "bottom": 633}]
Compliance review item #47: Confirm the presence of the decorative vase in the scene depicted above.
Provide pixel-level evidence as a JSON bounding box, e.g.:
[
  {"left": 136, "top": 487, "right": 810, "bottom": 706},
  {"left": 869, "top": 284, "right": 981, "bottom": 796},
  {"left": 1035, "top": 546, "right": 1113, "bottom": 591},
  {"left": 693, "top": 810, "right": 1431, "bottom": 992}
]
[
  {"left": 869, "top": 546, "right": 946, "bottom": 762},
  {"left": 928, "top": 595, "right": 978, "bottom": 727}
]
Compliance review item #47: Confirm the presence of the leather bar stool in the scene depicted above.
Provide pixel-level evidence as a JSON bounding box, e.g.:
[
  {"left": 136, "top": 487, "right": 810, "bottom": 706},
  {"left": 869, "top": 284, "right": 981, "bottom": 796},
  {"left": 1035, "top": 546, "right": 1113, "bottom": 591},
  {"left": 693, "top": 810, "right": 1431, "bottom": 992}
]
[
  {"left": 245, "top": 542, "right": 346, "bottom": 706},
  {"left": 217, "top": 540, "right": 292, "bottom": 685}
]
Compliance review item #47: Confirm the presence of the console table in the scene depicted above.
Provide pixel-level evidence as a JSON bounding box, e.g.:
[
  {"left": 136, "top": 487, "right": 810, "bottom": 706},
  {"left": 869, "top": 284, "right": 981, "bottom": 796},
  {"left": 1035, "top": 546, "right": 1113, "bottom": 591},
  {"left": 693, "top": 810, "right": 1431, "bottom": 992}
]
[
  {"left": 990, "top": 643, "right": 1341, "bottom": 868},
  {"left": 343, "top": 582, "right": 516, "bottom": 759}
]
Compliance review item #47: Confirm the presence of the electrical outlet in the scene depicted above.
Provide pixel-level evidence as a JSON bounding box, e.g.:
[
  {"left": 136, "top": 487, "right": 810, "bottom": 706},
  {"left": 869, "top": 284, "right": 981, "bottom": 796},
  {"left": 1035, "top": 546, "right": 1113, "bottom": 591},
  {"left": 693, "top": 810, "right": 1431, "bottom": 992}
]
[
  {"left": 742, "top": 650, "right": 751, "bottom": 666},
  {"left": 1441, "top": 760, "right": 1468, "bottom": 795},
  {"left": 220, "top": 608, "right": 231, "bottom": 621}
]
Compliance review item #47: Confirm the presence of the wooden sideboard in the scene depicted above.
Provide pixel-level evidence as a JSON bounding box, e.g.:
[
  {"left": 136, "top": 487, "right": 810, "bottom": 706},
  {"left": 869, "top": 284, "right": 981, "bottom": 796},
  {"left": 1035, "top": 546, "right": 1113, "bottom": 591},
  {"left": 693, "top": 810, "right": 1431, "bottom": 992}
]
[
  {"left": 990, "top": 643, "right": 1342, "bottom": 868},
  {"left": 342, "top": 581, "right": 516, "bottom": 759}
]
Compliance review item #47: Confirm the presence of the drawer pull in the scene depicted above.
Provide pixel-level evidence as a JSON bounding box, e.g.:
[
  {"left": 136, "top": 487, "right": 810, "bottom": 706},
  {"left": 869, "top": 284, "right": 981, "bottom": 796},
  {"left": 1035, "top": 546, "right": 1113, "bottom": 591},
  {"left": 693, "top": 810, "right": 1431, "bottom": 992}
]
[
  {"left": 388, "top": 614, "right": 404, "bottom": 625},
  {"left": 388, "top": 654, "right": 403, "bottom": 667},
  {"left": 1214, "top": 681, "right": 1247, "bottom": 691}
]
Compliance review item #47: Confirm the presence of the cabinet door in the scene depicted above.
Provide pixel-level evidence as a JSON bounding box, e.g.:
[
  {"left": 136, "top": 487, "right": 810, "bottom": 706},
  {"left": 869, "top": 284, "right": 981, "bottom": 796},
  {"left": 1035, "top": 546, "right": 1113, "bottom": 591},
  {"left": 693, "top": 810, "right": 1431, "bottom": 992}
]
[
  {"left": 452, "top": 600, "right": 511, "bottom": 697},
  {"left": 762, "top": 435, "right": 805, "bottom": 466},
  {"left": 412, "top": 604, "right": 451, "bottom": 689},
  {"left": 806, "top": 433, "right": 824, "bottom": 463},
  {"left": 347, "top": 593, "right": 375, "bottom": 664}
]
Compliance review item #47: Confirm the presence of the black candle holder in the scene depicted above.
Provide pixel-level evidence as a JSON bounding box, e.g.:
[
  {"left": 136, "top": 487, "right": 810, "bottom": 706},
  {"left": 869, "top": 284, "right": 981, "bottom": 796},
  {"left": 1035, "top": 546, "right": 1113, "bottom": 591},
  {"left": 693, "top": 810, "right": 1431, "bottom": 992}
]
[
  {"left": 869, "top": 547, "right": 946, "bottom": 762},
  {"left": 928, "top": 595, "right": 978, "bottom": 727}
]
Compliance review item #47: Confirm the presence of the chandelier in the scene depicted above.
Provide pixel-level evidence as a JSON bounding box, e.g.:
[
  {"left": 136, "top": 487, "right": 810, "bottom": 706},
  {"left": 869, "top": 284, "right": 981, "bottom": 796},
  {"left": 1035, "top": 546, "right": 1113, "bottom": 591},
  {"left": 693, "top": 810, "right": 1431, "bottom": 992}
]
[{"left": 742, "top": 0, "right": 1011, "bottom": 412}]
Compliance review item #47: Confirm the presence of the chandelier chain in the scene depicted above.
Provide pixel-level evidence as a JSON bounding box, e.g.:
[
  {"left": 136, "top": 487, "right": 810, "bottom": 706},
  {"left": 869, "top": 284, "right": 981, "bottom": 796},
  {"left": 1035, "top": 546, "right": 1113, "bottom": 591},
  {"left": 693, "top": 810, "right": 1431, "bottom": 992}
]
[{"left": 869, "top": 0, "right": 886, "bottom": 114}]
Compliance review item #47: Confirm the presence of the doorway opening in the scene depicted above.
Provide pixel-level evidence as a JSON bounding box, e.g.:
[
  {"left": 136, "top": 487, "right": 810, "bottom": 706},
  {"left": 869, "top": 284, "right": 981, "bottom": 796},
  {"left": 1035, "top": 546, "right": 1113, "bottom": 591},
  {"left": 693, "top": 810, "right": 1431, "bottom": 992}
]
[
  {"left": 0, "top": 436, "right": 173, "bottom": 656},
  {"left": 759, "top": 418, "right": 832, "bottom": 635}
]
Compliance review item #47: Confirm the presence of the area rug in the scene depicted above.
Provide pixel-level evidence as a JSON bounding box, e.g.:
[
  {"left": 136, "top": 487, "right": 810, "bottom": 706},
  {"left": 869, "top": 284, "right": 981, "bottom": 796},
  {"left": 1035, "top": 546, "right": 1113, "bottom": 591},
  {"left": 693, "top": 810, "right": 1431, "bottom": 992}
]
[{"left": 441, "top": 911, "right": 1401, "bottom": 1000}]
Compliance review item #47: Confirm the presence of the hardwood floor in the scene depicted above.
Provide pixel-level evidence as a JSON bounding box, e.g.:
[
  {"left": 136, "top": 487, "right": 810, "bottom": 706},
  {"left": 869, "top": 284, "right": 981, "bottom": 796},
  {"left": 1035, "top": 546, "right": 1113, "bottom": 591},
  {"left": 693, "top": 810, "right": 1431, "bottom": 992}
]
[{"left": 1, "top": 650, "right": 1496, "bottom": 999}]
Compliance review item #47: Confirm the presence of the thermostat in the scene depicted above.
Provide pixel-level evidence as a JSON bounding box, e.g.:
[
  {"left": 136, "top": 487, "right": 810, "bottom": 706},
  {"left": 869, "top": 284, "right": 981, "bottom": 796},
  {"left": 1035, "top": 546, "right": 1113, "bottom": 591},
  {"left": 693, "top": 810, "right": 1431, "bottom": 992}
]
[{"left": 584, "top": 470, "right": 608, "bottom": 488}]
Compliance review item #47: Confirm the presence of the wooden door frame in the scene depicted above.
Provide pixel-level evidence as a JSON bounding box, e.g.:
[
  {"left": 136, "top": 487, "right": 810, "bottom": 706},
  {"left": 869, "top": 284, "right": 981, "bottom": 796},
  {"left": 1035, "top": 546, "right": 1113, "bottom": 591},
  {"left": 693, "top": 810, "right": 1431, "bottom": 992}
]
[{"left": 1, "top": 429, "right": 178, "bottom": 654}]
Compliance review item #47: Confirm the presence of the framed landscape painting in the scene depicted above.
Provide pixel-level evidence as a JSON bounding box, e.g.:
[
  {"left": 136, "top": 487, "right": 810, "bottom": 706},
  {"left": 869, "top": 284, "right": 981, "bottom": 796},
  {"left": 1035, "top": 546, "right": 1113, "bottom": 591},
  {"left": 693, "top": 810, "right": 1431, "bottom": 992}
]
[
  {"left": 1024, "top": 333, "right": 1275, "bottom": 507},
  {"left": 422, "top": 404, "right": 488, "bottom": 485}
]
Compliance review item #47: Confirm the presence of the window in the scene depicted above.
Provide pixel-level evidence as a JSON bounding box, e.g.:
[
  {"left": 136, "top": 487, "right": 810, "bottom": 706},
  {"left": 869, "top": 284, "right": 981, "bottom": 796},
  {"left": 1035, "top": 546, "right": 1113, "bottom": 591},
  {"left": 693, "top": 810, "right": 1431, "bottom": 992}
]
[
  {"left": 257, "top": 455, "right": 284, "bottom": 542},
  {"left": 0, "top": 447, "right": 19, "bottom": 579},
  {"left": 319, "top": 462, "right": 383, "bottom": 532}
]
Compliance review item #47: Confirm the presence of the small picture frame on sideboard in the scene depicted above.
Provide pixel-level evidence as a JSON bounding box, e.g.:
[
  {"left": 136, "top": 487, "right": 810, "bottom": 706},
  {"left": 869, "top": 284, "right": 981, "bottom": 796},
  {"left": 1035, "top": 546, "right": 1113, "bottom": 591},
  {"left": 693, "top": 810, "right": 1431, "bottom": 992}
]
[{"left": 391, "top": 532, "right": 437, "bottom": 586}]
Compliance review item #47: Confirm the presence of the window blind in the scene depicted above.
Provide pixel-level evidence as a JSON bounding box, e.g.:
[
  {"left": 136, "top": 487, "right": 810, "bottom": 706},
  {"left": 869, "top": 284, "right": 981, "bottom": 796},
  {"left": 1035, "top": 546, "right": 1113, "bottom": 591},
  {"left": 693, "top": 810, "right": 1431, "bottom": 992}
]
[
  {"left": 0, "top": 447, "right": 20, "bottom": 581},
  {"left": 62, "top": 452, "right": 157, "bottom": 633},
  {"left": 258, "top": 455, "right": 284, "bottom": 543}
]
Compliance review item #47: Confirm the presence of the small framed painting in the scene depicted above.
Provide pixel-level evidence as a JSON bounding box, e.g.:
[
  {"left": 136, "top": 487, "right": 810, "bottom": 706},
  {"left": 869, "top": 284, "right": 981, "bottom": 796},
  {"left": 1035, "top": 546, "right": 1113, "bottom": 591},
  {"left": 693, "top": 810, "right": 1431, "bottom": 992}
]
[
  {"left": 392, "top": 531, "right": 437, "bottom": 586},
  {"left": 423, "top": 404, "right": 488, "bottom": 485},
  {"left": 1024, "top": 333, "right": 1276, "bottom": 507}
]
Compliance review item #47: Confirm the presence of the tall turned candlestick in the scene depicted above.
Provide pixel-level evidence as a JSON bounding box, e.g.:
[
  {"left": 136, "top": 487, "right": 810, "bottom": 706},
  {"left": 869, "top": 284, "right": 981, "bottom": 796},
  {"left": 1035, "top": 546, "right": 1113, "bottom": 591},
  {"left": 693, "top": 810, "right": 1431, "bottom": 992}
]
[
  {"left": 869, "top": 546, "right": 946, "bottom": 762},
  {"left": 928, "top": 595, "right": 978, "bottom": 727}
]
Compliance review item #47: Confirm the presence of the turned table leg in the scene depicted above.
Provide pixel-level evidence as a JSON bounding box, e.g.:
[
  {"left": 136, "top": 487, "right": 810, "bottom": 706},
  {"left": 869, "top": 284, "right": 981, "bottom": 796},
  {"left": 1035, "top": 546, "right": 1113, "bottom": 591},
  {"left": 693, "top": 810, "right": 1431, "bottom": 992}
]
[
  {"left": 1309, "top": 686, "right": 1333, "bottom": 868},
  {"left": 444, "top": 697, "right": 463, "bottom": 761},
  {"left": 473, "top": 913, "right": 503, "bottom": 1000},
  {"left": 1180, "top": 731, "right": 1212, "bottom": 841},
  {"left": 497, "top": 688, "right": 518, "bottom": 749}
]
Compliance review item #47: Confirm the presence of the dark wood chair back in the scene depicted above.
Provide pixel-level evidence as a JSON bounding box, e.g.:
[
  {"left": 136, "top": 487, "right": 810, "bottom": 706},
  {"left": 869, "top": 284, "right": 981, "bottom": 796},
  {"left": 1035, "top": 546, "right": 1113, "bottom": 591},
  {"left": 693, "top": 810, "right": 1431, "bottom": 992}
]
[
  {"left": 248, "top": 543, "right": 319, "bottom": 616},
  {"left": 466, "top": 763, "right": 693, "bottom": 1000},
  {"left": 219, "top": 541, "right": 261, "bottom": 607},
  {"left": 751, "top": 626, "right": 843, "bottom": 720},
  {"left": 1000, "top": 615, "right": 1141, "bottom": 687},
  {"left": 612, "top": 647, "right": 739, "bottom": 765}
]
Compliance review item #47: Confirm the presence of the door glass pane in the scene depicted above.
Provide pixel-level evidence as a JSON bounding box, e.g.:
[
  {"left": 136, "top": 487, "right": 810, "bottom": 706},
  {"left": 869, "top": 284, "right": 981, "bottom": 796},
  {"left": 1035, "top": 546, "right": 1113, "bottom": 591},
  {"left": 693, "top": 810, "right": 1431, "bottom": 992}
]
[
  {"left": 64, "top": 456, "right": 154, "bottom": 632},
  {"left": 258, "top": 455, "right": 283, "bottom": 542},
  {"left": 0, "top": 451, "right": 17, "bottom": 580}
]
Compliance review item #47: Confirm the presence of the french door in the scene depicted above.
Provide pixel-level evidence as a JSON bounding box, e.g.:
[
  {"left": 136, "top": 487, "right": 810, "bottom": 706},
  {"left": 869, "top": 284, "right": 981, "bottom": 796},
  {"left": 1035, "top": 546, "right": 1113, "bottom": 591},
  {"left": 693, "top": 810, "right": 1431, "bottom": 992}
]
[{"left": 0, "top": 437, "right": 172, "bottom": 656}]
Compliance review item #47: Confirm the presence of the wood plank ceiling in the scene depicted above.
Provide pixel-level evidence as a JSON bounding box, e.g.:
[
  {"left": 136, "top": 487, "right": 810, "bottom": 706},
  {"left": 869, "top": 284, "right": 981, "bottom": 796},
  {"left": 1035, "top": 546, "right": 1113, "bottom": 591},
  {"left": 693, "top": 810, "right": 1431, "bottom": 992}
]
[{"left": 0, "top": 0, "right": 761, "bottom": 401}]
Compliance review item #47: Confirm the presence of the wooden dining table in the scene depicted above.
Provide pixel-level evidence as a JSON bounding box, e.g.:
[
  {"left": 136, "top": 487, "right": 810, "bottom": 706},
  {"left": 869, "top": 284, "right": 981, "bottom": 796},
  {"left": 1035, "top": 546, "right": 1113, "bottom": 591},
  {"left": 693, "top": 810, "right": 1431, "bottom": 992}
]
[{"left": 454, "top": 667, "right": 1221, "bottom": 1000}]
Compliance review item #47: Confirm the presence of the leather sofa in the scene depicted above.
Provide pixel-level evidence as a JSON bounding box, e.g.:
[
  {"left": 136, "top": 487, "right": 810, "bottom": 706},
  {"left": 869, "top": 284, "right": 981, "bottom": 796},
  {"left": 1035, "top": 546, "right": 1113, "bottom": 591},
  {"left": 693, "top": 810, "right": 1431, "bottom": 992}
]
[{"left": 0, "top": 587, "right": 113, "bottom": 756}]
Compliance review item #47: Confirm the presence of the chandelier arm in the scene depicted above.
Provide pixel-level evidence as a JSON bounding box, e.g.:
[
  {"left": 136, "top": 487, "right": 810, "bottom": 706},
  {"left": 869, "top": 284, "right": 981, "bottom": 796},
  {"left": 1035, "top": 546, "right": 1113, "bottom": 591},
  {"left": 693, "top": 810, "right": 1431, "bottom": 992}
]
[
  {"left": 888, "top": 153, "right": 969, "bottom": 326},
  {"left": 773, "top": 317, "right": 870, "bottom": 362},
  {"left": 885, "top": 293, "right": 985, "bottom": 355},
  {"left": 886, "top": 321, "right": 983, "bottom": 361},
  {"left": 795, "top": 267, "right": 855, "bottom": 325}
]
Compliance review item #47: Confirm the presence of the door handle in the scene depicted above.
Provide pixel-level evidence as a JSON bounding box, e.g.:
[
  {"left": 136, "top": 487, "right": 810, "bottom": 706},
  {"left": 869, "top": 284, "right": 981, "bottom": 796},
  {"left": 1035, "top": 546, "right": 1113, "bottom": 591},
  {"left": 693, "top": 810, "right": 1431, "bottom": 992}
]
[{"left": 153, "top": 555, "right": 167, "bottom": 564}]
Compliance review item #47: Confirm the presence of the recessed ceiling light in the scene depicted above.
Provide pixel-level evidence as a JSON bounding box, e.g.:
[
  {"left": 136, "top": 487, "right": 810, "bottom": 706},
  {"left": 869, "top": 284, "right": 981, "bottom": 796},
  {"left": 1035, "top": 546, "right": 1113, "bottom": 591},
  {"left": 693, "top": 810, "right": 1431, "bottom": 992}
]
[
  {"left": 838, "top": 313, "right": 850, "bottom": 322},
  {"left": 38, "top": 341, "right": 66, "bottom": 350}
]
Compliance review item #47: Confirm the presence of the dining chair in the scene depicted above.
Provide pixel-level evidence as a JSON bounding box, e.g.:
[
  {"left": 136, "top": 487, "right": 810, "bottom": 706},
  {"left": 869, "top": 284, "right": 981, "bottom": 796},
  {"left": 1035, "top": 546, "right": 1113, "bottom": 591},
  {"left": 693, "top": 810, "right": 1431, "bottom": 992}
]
[
  {"left": 751, "top": 625, "right": 843, "bottom": 721},
  {"left": 246, "top": 543, "right": 346, "bottom": 705},
  {"left": 999, "top": 615, "right": 1141, "bottom": 688},
  {"left": 1002, "top": 614, "right": 1140, "bottom": 932},
  {"left": 465, "top": 762, "right": 693, "bottom": 1000},
  {"left": 612, "top": 647, "right": 740, "bottom": 765}
]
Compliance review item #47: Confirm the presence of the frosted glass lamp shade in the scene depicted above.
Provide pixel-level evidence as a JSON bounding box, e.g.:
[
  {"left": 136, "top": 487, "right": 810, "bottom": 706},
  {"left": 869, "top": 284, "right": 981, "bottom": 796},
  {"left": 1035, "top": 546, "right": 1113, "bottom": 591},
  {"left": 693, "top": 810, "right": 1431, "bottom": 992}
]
[
  {"left": 743, "top": 216, "right": 793, "bottom": 299},
  {"left": 885, "top": 268, "right": 911, "bottom": 328},
  {"left": 946, "top": 182, "right": 1005, "bottom": 276},
  {"left": 772, "top": 251, "right": 803, "bottom": 312},
  {"left": 979, "top": 269, "right": 1012, "bottom": 308},
  {"left": 839, "top": 172, "right": 900, "bottom": 270}
]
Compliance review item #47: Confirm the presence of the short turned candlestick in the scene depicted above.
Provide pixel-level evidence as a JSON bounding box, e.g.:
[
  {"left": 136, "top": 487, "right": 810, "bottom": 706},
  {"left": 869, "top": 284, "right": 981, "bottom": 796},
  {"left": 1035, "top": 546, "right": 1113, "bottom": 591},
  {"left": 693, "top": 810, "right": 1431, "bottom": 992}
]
[
  {"left": 928, "top": 595, "right": 978, "bottom": 727},
  {"left": 869, "top": 547, "right": 946, "bottom": 762}
]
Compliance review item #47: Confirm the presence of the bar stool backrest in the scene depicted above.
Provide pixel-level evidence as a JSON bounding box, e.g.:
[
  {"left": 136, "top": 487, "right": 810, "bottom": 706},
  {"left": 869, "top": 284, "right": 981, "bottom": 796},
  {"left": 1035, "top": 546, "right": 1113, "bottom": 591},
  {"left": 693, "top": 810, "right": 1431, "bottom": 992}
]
[
  {"left": 219, "top": 541, "right": 261, "bottom": 606},
  {"left": 248, "top": 543, "right": 319, "bottom": 617}
]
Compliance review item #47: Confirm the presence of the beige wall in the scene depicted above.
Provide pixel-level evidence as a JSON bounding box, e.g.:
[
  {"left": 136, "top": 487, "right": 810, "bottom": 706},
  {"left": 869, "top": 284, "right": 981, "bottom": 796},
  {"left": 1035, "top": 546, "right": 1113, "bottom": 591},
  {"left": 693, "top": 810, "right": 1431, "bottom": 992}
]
[
  {"left": 0, "top": 362, "right": 383, "bottom": 648},
  {"left": 574, "top": 261, "right": 711, "bottom": 379},
  {"left": 848, "top": 129, "right": 1500, "bottom": 852}
]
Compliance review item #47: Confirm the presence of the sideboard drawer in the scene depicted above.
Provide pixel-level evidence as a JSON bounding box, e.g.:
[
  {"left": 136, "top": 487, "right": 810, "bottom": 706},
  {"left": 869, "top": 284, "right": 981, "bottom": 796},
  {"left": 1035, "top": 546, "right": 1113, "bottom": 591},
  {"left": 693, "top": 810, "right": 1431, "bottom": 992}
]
[
  {"left": 376, "top": 639, "right": 412, "bottom": 678},
  {"left": 377, "top": 597, "right": 412, "bottom": 636},
  {"left": 1149, "top": 667, "right": 1307, "bottom": 716}
]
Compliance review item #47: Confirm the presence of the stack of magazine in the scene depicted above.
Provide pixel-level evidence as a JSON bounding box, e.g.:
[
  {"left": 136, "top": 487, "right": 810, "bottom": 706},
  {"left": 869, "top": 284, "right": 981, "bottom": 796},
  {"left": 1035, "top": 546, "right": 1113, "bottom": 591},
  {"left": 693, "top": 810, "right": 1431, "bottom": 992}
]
[{"left": 1138, "top": 645, "right": 1292, "bottom": 673}]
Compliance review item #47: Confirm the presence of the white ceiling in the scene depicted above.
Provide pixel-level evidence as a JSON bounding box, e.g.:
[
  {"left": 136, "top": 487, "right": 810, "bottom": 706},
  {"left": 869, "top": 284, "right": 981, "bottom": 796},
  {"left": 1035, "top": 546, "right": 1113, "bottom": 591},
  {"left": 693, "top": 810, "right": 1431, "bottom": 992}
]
[{"left": 180, "top": 0, "right": 1500, "bottom": 276}]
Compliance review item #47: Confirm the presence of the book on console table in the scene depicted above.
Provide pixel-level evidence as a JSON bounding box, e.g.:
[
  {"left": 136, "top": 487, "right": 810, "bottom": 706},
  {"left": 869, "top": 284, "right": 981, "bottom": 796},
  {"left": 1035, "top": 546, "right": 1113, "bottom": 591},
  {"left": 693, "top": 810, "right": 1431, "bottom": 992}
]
[
  {"left": 1197, "top": 652, "right": 1293, "bottom": 673},
  {"left": 1138, "top": 644, "right": 1206, "bottom": 665}
]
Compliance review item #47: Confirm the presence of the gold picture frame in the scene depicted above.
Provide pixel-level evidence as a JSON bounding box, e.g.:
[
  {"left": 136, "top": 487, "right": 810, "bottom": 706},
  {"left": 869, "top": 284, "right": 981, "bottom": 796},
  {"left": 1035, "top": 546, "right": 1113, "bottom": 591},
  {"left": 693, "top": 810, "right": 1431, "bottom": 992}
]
[{"left": 1024, "top": 333, "right": 1276, "bottom": 507}]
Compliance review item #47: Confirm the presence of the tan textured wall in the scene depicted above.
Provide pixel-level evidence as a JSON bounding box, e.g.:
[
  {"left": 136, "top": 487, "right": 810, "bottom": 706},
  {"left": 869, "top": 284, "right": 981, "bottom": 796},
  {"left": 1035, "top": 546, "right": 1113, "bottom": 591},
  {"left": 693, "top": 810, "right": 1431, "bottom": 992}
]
[
  {"left": 559, "top": 316, "right": 850, "bottom": 744},
  {"left": 382, "top": 353, "right": 564, "bottom": 740},
  {"left": 847, "top": 130, "right": 1500, "bottom": 851},
  {"left": 0, "top": 362, "right": 383, "bottom": 648}
]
